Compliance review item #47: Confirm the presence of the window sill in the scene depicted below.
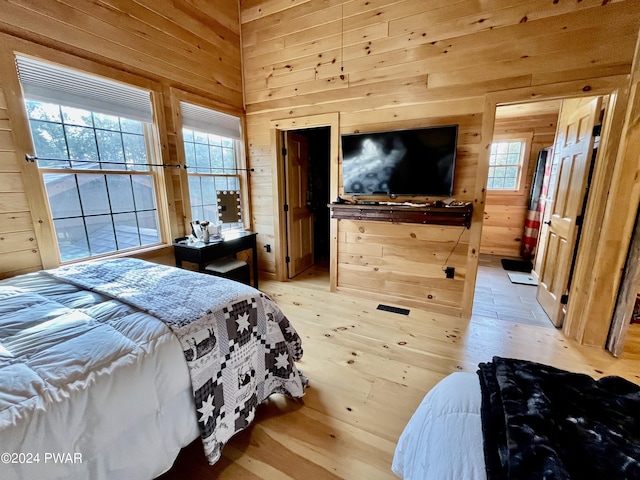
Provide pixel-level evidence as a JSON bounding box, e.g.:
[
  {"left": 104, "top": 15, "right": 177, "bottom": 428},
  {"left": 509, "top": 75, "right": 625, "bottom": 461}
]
[
  {"left": 59, "top": 243, "right": 173, "bottom": 267},
  {"left": 486, "top": 189, "right": 526, "bottom": 196}
]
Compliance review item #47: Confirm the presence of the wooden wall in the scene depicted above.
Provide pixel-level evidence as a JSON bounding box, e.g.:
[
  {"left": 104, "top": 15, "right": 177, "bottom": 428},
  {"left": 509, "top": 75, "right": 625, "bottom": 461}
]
[
  {"left": 481, "top": 109, "right": 559, "bottom": 257},
  {"left": 337, "top": 111, "right": 482, "bottom": 316},
  {"left": 0, "top": 1, "right": 242, "bottom": 106},
  {"left": 241, "top": 0, "right": 640, "bottom": 316},
  {"left": 0, "top": 0, "right": 638, "bottom": 325},
  {"left": 0, "top": 0, "right": 243, "bottom": 278},
  {"left": 0, "top": 85, "right": 41, "bottom": 276}
]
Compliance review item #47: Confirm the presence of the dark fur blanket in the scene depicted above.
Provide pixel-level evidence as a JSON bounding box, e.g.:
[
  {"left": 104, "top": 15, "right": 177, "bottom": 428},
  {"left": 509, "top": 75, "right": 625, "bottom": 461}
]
[{"left": 478, "top": 357, "right": 640, "bottom": 480}]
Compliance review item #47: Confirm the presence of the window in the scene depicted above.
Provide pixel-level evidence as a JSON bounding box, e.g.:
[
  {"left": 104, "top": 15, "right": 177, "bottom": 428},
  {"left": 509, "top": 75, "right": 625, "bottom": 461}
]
[
  {"left": 17, "top": 56, "right": 163, "bottom": 262},
  {"left": 487, "top": 138, "right": 528, "bottom": 191},
  {"left": 180, "top": 102, "right": 244, "bottom": 230}
]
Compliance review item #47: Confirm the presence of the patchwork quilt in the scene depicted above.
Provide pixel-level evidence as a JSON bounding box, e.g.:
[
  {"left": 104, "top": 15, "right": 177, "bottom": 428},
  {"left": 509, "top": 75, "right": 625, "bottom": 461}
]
[
  {"left": 478, "top": 357, "right": 640, "bottom": 480},
  {"left": 48, "top": 258, "right": 305, "bottom": 464}
]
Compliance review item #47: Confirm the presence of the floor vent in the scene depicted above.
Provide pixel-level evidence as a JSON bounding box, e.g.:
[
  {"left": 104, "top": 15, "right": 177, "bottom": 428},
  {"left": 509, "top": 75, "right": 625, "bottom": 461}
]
[{"left": 377, "top": 304, "right": 410, "bottom": 315}]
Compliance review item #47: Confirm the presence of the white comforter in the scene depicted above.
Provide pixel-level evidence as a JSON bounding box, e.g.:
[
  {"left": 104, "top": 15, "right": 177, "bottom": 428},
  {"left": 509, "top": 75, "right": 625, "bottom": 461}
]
[
  {"left": 47, "top": 258, "right": 306, "bottom": 465},
  {"left": 392, "top": 372, "right": 487, "bottom": 480},
  {"left": 0, "top": 272, "right": 199, "bottom": 480}
]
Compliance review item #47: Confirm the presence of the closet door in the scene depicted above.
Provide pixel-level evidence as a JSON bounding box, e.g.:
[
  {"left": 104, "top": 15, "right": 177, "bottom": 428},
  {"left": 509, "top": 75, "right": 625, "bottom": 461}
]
[{"left": 285, "top": 131, "right": 314, "bottom": 278}]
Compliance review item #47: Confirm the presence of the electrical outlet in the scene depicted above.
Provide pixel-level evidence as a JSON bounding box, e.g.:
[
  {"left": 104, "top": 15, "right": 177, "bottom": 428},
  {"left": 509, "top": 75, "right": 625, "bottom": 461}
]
[{"left": 445, "top": 266, "right": 455, "bottom": 279}]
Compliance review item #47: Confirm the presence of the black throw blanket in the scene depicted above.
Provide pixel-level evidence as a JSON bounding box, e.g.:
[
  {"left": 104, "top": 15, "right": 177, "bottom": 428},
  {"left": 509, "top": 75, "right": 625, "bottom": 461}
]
[{"left": 477, "top": 357, "right": 640, "bottom": 480}]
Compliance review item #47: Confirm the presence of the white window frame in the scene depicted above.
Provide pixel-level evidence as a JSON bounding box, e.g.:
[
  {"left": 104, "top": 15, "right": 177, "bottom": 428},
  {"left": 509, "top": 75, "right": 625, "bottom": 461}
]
[
  {"left": 178, "top": 98, "right": 247, "bottom": 233},
  {"left": 16, "top": 55, "right": 169, "bottom": 263},
  {"left": 487, "top": 133, "right": 533, "bottom": 195}
]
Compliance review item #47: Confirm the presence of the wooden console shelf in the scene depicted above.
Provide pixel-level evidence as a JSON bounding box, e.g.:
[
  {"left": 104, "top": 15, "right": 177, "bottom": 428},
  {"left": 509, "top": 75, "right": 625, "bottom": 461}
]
[{"left": 329, "top": 202, "right": 473, "bottom": 228}]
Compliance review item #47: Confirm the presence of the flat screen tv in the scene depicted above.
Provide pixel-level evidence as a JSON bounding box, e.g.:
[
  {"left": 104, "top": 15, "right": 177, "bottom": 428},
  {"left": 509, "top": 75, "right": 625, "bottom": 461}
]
[{"left": 341, "top": 124, "right": 458, "bottom": 196}]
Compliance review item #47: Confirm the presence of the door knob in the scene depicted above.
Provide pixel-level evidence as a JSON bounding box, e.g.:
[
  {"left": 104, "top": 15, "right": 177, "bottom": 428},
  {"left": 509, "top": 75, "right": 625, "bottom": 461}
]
[{"left": 544, "top": 220, "right": 551, "bottom": 225}]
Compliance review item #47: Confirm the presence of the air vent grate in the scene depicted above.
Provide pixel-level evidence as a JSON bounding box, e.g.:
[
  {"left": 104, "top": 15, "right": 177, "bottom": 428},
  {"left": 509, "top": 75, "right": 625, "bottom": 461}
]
[{"left": 377, "top": 304, "right": 410, "bottom": 315}]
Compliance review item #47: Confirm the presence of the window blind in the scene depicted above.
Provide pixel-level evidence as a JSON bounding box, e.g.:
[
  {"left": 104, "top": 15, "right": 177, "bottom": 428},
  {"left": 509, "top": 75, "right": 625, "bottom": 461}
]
[
  {"left": 15, "top": 55, "right": 153, "bottom": 122},
  {"left": 180, "top": 101, "right": 242, "bottom": 140}
]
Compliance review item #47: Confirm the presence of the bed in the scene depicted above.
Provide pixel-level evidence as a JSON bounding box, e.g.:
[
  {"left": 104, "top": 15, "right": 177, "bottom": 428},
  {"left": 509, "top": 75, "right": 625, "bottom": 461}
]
[
  {"left": 392, "top": 357, "right": 640, "bottom": 480},
  {"left": 0, "top": 258, "right": 305, "bottom": 480}
]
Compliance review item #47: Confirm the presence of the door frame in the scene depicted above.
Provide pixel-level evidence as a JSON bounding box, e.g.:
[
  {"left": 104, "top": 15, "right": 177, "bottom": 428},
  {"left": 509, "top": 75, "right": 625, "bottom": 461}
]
[
  {"left": 482, "top": 75, "right": 632, "bottom": 346},
  {"left": 270, "top": 113, "right": 339, "bottom": 286}
]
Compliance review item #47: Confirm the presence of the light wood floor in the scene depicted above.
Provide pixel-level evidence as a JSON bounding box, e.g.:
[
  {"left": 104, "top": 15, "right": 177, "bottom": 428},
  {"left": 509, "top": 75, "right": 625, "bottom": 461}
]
[{"left": 160, "top": 259, "right": 640, "bottom": 480}]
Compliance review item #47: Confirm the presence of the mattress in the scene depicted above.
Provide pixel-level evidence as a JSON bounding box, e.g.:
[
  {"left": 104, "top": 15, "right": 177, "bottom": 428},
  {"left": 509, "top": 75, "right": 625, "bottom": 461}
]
[
  {"left": 0, "top": 271, "right": 201, "bottom": 480},
  {"left": 392, "top": 372, "right": 486, "bottom": 480}
]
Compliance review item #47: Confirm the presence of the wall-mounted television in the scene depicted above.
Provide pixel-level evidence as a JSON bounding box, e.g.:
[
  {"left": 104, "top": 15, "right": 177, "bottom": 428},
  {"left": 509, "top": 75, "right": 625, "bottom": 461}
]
[{"left": 341, "top": 124, "right": 458, "bottom": 197}]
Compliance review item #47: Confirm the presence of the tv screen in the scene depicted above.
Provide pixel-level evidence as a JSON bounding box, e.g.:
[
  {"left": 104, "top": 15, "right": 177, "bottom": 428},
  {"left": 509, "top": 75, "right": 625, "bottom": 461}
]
[{"left": 341, "top": 125, "right": 458, "bottom": 196}]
